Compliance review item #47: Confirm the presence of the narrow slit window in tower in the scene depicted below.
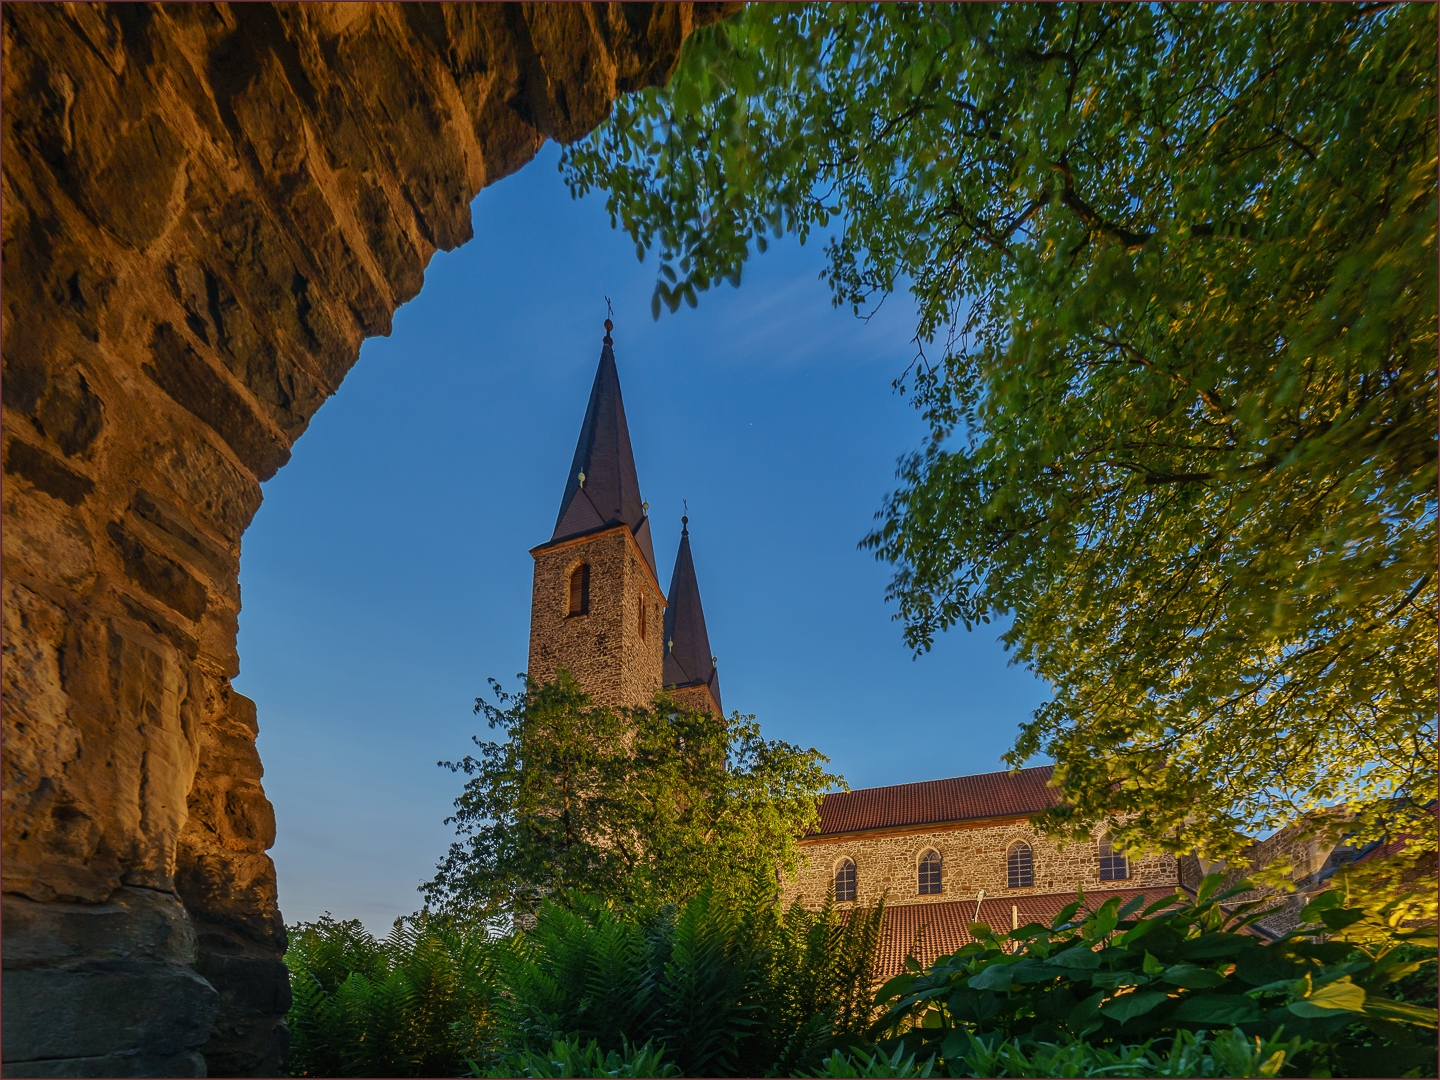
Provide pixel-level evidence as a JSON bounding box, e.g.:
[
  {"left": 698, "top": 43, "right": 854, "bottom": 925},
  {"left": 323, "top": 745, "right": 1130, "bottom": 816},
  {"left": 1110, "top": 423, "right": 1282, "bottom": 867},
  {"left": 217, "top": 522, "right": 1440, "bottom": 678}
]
[
  {"left": 638, "top": 593, "right": 646, "bottom": 639},
  {"left": 568, "top": 564, "right": 590, "bottom": 616},
  {"left": 835, "top": 858, "right": 857, "bottom": 902}
]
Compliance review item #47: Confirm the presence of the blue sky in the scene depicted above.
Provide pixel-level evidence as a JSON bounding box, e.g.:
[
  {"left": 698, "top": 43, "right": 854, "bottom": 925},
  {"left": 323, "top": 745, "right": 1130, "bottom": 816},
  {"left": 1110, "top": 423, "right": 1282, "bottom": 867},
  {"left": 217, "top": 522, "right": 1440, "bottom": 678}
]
[{"left": 237, "top": 143, "right": 1050, "bottom": 933}]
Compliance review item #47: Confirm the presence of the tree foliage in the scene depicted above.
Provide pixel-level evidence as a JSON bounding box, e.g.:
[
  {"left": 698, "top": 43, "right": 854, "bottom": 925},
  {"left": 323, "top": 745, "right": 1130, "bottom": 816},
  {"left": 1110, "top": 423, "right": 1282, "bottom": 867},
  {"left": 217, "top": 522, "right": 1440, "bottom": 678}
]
[
  {"left": 563, "top": 2, "right": 1438, "bottom": 864},
  {"left": 422, "top": 674, "right": 840, "bottom": 920}
]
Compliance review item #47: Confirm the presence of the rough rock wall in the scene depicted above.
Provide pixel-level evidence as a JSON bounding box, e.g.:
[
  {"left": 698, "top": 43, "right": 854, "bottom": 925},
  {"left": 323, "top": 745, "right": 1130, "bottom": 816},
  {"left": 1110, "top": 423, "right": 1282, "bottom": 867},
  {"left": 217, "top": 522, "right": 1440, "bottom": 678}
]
[
  {"left": 784, "top": 820, "right": 1180, "bottom": 912},
  {"left": 1, "top": 4, "right": 729, "bottom": 1075}
]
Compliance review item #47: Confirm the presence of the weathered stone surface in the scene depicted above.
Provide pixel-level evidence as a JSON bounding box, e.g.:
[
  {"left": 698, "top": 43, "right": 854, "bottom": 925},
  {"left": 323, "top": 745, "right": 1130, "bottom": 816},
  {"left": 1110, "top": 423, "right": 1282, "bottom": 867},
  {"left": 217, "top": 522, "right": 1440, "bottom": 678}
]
[
  {"left": 3, "top": 888, "right": 198, "bottom": 969},
  {"left": 2, "top": 1051, "right": 206, "bottom": 1079},
  {"left": 3, "top": 3, "right": 731, "bottom": 1074},
  {"left": 1, "top": 966, "right": 218, "bottom": 1063}
]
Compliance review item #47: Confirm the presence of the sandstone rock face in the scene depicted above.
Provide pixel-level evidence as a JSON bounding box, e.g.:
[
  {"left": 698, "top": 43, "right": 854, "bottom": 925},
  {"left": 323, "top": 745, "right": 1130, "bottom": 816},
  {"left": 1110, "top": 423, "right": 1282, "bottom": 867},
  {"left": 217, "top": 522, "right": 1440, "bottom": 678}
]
[{"left": 2, "top": 4, "right": 729, "bottom": 1074}]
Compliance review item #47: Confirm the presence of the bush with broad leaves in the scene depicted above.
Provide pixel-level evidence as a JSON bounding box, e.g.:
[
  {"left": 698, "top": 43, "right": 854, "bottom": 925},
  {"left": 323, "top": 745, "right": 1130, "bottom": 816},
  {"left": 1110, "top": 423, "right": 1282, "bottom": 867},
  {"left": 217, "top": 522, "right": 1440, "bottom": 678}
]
[{"left": 870, "top": 874, "right": 1436, "bottom": 1077}]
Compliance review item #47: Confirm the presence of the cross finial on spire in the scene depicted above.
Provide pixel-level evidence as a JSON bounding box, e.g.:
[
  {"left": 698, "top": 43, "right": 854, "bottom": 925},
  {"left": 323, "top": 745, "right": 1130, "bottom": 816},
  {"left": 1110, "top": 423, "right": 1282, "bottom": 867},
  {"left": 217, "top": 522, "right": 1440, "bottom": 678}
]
[
  {"left": 603, "top": 297, "right": 614, "bottom": 344},
  {"left": 681, "top": 499, "right": 689, "bottom": 535}
]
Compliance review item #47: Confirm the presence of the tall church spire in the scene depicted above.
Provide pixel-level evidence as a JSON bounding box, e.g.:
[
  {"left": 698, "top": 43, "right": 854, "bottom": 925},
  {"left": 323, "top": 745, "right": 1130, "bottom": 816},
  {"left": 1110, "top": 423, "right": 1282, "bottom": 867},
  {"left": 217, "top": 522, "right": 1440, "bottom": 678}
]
[
  {"left": 528, "top": 321, "right": 666, "bottom": 710},
  {"left": 550, "top": 322, "right": 656, "bottom": 577},
  {"left": 664, "top": 515, "right": 722, "bottom": 714}
]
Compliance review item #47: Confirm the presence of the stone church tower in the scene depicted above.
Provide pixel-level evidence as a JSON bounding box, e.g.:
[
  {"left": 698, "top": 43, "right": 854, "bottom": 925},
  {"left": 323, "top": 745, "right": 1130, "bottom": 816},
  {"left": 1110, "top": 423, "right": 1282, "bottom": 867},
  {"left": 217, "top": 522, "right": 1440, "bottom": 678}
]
[{"left": 529, "top": 323, "right": 724, "bottom": 712}]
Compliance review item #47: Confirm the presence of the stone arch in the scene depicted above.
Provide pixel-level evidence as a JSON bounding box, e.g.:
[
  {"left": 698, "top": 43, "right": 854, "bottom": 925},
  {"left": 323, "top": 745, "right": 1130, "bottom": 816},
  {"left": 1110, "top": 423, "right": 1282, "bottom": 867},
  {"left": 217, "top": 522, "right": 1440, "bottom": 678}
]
[{"left": 1, "top": 4, "right": 731, "bottom": 1075}]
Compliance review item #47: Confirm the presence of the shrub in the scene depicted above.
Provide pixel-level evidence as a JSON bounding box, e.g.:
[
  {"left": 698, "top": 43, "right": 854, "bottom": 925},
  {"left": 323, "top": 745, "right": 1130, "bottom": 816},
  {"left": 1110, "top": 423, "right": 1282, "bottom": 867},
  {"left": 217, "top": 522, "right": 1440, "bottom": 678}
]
[
  {"left": 870, "top": 875, "right": 1437, "bottom": 1077},
  {"left": 810, "top": 1026, "right": 1312, "bottom": 1078},
  {"left": 490, "top": 886, "right": 886, "bottom": 1077},
  {"left": 477, "top": 1037, "right": 679, "bottom": 1078},
  {"left": 285, "top": 913, "right": 497, "bottom": 1077}
]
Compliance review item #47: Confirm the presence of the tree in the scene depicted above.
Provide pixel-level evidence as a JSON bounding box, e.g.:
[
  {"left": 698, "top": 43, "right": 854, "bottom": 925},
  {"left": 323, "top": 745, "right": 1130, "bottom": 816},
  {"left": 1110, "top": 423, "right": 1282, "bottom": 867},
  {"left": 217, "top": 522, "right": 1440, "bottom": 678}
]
[
  {"left": 422, "top": 674, "right": 841, "bottom": 920},
  {"left": 563, "top": 3, "right": 1438, "bottom": 868}
]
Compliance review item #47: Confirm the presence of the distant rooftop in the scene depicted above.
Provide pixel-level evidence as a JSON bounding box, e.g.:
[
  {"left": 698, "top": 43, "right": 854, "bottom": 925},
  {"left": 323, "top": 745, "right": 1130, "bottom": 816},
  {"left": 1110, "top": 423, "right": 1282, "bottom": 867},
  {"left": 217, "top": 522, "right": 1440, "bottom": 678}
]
[
  {"left": 875, "top": 886, "right": 1185, "bottom": 978},
  {"left": 814, "top": 765, "right": 1059, "bottom": 836}
]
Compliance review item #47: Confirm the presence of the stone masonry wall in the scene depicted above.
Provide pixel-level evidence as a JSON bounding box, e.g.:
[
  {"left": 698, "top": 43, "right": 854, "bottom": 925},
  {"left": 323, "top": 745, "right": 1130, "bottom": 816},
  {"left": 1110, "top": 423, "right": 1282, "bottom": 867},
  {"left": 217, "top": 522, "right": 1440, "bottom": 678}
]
[
  {"left": 529, "top": 527, "right": 666, "bottom": 711},
  {"left": 2, "top": 4, "right": 729, "bottom": 1075},
  {"left": 783, "top": 818, "right": 1180, "bottom": 912},
  {"left": 668, "top": 682, "right": 721, "bottom": 716}
]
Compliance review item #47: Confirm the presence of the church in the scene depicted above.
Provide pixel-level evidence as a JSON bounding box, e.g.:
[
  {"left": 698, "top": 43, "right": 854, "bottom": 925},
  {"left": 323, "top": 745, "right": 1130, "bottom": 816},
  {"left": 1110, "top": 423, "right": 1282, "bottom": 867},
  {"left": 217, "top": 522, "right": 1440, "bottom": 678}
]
[{"left": 525, "top": 323, "right": 1189, "bottom": 975}]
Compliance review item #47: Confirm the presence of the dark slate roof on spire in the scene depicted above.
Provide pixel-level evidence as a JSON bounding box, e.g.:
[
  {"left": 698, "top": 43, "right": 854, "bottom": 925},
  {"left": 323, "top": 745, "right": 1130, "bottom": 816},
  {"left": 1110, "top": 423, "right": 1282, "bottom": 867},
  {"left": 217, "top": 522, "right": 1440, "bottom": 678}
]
[
  {"left": 663, "top": 520, "right": 721, "bottom": 713},
  {"left": 550, "top": 337, "right": 657, "bottom": 577}
]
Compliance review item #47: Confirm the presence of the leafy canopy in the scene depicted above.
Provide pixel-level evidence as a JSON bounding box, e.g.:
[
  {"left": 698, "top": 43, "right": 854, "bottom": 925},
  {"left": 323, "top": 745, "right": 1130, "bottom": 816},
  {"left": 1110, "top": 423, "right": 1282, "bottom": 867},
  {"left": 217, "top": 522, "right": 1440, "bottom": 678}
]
[
  {"left": 423, "top": 674, "right": 841, "bottom": 920},
  {"left": 563, "top": 3, "right": 1438, "bottom": 864}
]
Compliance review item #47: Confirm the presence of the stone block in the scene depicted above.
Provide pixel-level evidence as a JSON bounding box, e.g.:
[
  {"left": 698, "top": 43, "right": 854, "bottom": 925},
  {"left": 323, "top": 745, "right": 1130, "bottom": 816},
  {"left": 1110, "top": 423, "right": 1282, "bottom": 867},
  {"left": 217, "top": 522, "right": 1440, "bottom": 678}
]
[
  {"left": 2, "top": 888, "right": 196, "bottom": 968},
  {"left": 1, "top": 964, "right": 216, "bottom": 1063},
  {"left": 2, "top": 1049, "right": 205, "bottom": 1078}
]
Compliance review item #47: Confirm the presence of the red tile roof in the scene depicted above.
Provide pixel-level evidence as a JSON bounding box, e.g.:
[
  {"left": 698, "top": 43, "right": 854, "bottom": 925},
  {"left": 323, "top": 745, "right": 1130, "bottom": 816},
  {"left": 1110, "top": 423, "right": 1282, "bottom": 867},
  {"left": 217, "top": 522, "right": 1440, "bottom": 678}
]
[
  {"left": 874, "top": 887, "right": 1188, "bottom": 979},
  {"left": 815, "top": 766, "right": 1060, "bottom": 836}
]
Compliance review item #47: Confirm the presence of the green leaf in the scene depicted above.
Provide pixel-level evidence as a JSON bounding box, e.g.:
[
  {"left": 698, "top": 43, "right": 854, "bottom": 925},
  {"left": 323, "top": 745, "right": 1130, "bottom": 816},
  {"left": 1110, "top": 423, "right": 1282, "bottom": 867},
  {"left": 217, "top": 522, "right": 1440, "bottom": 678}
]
[
  {"left": 1288, "top": 978, "right": 1367, "bottom": 1017},
  {"left": 1117, "top": 895, "right": 1147, "bottom": 921},
  {"left": 874, "top": 974, "right": 916, "bottom": 1005},
  {"left": 1172, "top": 993, "right": 1263, "bottom": 1024},
  {"left": 1100, "top": 991, "right": 1171, "bottom": 1024},
  {"left": 1046, "top": 946, "right": 1103, "bottom": 970},
  {"left": 1175, "top": 933, "right": 1252, "bottom": 961},
  {"left": 1318, "top": 908, "right": 1366, "bottom": 932},
  {"left": 1361, "top": 996, "right": 1439, "bottom": 1028},
  {"left": 940, "top": 1030, "right": 970, "bottom": 1060},
  {"left": 967, "top": 964, "right": 1015, "bottom": 992},
  {"left": 1068, "top": 990, "right": 1105, "bottom": 1027},
  {"left": 1194, "top": 873, "right": 1227, "bottom": 905},
  {"left": 1299, "top": 890, "right": 1344, "bottom": 919},
  {"left": 1161, "top": 963, "right": 1227, "bottom": 990},
  {"left": 1053, "top": 898, "right": 1085, "bottom": 928}
]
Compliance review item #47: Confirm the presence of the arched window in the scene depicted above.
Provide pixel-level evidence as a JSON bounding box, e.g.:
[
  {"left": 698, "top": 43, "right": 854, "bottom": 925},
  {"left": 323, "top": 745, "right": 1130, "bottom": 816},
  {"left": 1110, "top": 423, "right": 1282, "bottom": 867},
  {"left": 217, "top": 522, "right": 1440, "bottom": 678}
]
[
  {"left": 1007, "top": 841, "right": 1034, "bottom": 889},
  {"left": 918, "top": 849, "right": 942, "bottom": 895},
  {"left": 568, "top": 564, "right": 590, "bottom": 616},
  {"left": 1098, "top": 833, "right": 1129, "bottom": 881},
  {"left": 638, "top": 593, "right": 647, "bottom": 639},
  {"left": 834, "top": 858, "right": 857, "bottom": 903}
]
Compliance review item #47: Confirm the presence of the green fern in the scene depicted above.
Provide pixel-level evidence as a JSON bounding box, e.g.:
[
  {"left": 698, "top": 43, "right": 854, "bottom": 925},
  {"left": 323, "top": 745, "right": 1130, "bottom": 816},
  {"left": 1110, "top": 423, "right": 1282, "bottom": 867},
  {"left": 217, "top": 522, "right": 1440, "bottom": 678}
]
[
  {"left": 285, "top": 913, "right": 499, "bottom": 1076},
  {"left": 478, "top": 1036, "right": 680, "bottom": 1078},
  {"left": 492, "top": 886, "right": 888, "bottom": 1077}
]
